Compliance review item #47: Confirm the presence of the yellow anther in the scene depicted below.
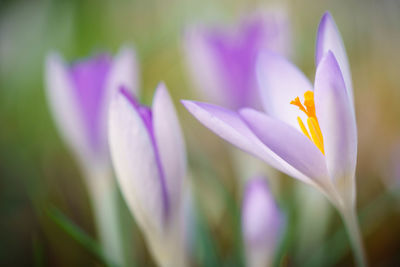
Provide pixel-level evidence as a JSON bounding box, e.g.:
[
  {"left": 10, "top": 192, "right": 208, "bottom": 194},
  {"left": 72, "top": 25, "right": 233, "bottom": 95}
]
[
  {"left": 290, "top": 97, "right": 307, "bottom": 114},
  {"left": 297, "top": 117, "right": 311, "bottom": 140},
  {"left": 290, "top": 90, "right": 325, "bottom": 155},
  {"left": 303, "top": 91, "right": 316, "bottom": 118},
  {"left": 307, "top": 117, "right": 324, "bottom": 154}
]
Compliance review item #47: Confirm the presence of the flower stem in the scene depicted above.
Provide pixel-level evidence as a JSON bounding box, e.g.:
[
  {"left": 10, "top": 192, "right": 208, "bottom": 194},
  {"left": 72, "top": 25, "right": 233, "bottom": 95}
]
[
  {"left": 85, "top": 166, "right": 125, "bottom": 267},
  {"left": 341, "top": 207, "right": 367, "bottom": 267}
]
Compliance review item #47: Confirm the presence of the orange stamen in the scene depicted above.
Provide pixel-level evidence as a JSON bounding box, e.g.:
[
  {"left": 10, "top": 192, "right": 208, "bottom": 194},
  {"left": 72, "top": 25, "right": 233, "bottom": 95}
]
[{"left": 290, "top": 91, "right": 325, "bottom": 154}]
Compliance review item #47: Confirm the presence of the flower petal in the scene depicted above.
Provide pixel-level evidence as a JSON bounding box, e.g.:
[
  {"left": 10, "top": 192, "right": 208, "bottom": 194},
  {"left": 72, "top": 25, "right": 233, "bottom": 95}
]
[
  {"left": 45, "top": 52, "right": 90, "bottom": 164},
  {"left": 107, "top": 45, "right": 140, "bottom": 96},
  {"left": 181, "top": 100, "right": 311, "bottom": 184},
  {"left": 152, "top": 83, "right": 186, "bottom": 217},
  {"left": 256, "top": 51, "right": 313, "bottom": 129},
  {"left": 242, "top": 177, "right": 281, "bottom": 267},
  {"left": 69, "top": 54, "right": 112, "bottom": 162},
  {"left": 316, "top": 12, "right": 353, "bottom": 108},
  {"left": 183, "top": 27, "right": 227, "bottom": 106},
  {"left": 314, "top": 51, "right": 357, "bottom": 205},
  {"left": 108, "top": 90, "right": 165, "bottom": 236},
  {"left": 240, "top": 108, "right": 330, "bottom": 188}
]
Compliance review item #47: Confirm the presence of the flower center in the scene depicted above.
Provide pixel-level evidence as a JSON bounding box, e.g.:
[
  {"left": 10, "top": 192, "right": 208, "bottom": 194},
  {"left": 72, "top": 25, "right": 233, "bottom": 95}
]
[{"left": 290, "top": 91, "right": 325, "bottom": 154}]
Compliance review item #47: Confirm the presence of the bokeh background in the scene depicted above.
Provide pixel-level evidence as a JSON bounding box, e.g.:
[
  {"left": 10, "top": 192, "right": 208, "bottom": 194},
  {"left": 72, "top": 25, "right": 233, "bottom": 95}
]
[{"left": 1, "top": 0, "right": 400, "bottom": 266}]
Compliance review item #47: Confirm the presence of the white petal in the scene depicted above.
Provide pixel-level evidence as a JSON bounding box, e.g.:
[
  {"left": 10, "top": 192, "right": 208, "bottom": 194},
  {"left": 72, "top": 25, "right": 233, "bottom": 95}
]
[
  {"left": 97, "top": 46, "right": 139, "bottom": 168},
  {"left": 314, "top": 52, "right": 357, "bottom": 205},
  {"left": 108, "top": 90, "right": 164, "bottom": 236},
  {"left": 183, "top": 27, "right": 227, "bottom": 106},
  {"left": 45, "top": 52, "right": 90, "bottom": 165},
  {"left": 107, "top": 45, "right": 140, "bottom": 96},
  {"left": 257, "top": 51, "right": 312, "bottom": 130},
  {"left": 181, "top": 100, "right": 313, "bottom": 186},
  {"left": 152, "top": 83, "right": 186, "bottom": 217},
  {"left": 316, "top": 12, "right": 353, "bottom": 109}
]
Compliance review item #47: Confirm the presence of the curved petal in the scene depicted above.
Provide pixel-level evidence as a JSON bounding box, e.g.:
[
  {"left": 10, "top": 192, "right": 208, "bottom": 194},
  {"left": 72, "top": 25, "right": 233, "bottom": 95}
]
[
  {"left": 69, "top": 54, "right": 112, "bottom": 165},
  {"left": 240, "top": 108, "right": 330, "bottom": 188},
  {"left": 314, "top": 52, "right": 357, "bottom": 205},
  {"left": 152, "top": 83, "right": 186, "bottom": 218},
  {"left": 45, "top": 53, "right": 90, "bottom": 164},
  {"left": 183, "top": 27, "right": 227, "bottom": 106},
  {"left": 99, "top": 46, "right": 139, "bottom": 165},
  {"left": 316, "top": 12, "right": 353, "bottom": 108},
  {"left": 181, "top": 100, "right": 312, "bottom": 184},
  {"left": 242, "top": 177, "right": 281, "bottom": 267},
  {"left": 256, "top": 51, "right": 313, "bottom": 130},
  {"left": 108, "top": 90, "right": 165, "bottom": 236},
  {"left": 107, "top": 45, "right": 140, "bottom": 96}
]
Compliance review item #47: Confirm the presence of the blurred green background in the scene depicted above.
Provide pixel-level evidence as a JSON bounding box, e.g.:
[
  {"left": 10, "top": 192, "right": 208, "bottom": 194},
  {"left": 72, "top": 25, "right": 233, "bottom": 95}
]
[{"left": 1, "top": 0, "right": 400, "bottom": 266}]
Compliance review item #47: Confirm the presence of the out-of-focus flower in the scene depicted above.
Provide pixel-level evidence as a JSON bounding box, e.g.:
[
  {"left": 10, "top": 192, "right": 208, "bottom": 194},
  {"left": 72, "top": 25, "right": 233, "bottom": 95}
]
[
  {"left": 45, "top": 46, "right": 139, "bottom": 171},
  {"left": 242, "top": 177, "right": 282, "bottom": 267},
  {"left": 183, "top": 12, "right": 366, "bottom": 266},
  {"left": 184, "top": 9, "right": 290, "bottom": 110},
  {"left": 108, "top": 83, "right": 187, "bottom": 267},
  {"left": 45, "top": 46, "right": 138, "bottom": 266}
]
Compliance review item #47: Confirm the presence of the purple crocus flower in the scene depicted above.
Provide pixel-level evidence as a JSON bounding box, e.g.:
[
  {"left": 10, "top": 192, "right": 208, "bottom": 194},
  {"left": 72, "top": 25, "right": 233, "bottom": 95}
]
[
  {"left": 108, "top": 83, "right": 187, "bottom": 267},
  {"left": 242, "top": 177, "right": 282, "bottom": 267},
  {"left": 45, "top": 46, "right": 138, "bottom": 265},
  {"left": 45, "top": 46, "right": 139, "bottom": 170},
  {"left": 184, "top": 10, "right": 290, "bottom": 109},
  {"left": 183, "top": 12, "right": 366, "bottom": 266}
]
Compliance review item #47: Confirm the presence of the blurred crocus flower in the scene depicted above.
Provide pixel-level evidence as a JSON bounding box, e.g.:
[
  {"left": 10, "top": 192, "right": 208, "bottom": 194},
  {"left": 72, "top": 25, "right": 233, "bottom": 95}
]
[
  {"left": 45, "top": 46, "right": 138, "bottom": 265},
  {"left": 45, "top": 46, "right": 139, "bottom": 170},
  {"left": 183, "top": 12, "right": 366, "bottom": 266},
  {"left": 242, "top": 177, "right": 282, "bottom": 267},
  {"left": 184, "top": 9, "right": 290, "bottom": 109},
  {"left": 108, "top": 83, "right": 186, "bottom": 267}
]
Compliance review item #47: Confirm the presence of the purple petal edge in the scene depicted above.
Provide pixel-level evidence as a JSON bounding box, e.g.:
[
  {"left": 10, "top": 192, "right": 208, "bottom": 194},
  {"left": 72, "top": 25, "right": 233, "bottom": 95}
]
[
  {"left": 69, "top": 53, "right": 112, "bottom": 153},
  {"left": 118, "top": 87, "right": 170, "bottom": 219},
  {"left": 242, "top": 176, "right": 281, "bottom": 247}
]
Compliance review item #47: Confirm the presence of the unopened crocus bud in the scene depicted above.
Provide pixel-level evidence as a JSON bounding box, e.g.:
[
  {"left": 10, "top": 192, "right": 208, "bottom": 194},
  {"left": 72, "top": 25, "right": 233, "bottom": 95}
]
[
  {"left": 242, "top": 177, "right": 282, "bottom": 267},
  {"left": 108, "top": 83, "right": 187, "bottom": 267}
]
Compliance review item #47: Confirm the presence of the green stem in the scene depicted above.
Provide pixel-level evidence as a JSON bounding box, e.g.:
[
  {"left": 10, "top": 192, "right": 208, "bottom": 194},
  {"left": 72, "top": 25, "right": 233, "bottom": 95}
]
[
  {"left": 340, "top": 207, "right": 367, "bottom": 267},
  {"left": 85, "top": 166, "right": 125, "bottom": 267}
]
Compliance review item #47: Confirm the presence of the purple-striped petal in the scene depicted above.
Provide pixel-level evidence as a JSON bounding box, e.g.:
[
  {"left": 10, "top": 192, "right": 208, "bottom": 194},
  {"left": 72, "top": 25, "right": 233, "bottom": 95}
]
[
  {"left": 316, "top": 12, "right": 353, "bottom": 108},
  {"left": 256, "top": 51, "right": 313, "bottom": 130},
  {"left": 184, "top": 11, "right": 291, "bottom": 109},
  {"left": 152, "top": 83, "right": 186, "bottom": 218},
  {"left": 108, "top": 89, "right": 166, "bottom": 236},
  {"left": 181, "top": 100, "right": 311, "bottom": 184},
  {"left": 240, "top": 108, "right": 330, "bottom": 188},
  {"left": 69, "top": 54, "right": 112, "bottom": 154},
  {"left": 242, "top": 177, "right": 281, "bottom": 267},
  {"left": 314, "top": 52, "right": 357, "bottom": 204},
  {"left": 204, "top": 17, "right": 265, "bottom": 109},
  {"left": 45, "top": 53, "right": 91, "bottom": 165}
]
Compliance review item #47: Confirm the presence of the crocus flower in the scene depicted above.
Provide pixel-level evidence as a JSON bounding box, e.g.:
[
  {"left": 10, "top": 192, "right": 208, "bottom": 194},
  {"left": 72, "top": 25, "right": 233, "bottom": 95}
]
[
  {"left": 184, "top": 9, "right": 290, "bottom": 110},
  {"left": 45, "top": 46, "right": 139, "bottom": 171},
  {"left": 108, "top": 83, "right": 186, "bottom": 267},
  {"left": 183, "top": 12, "right": 366, "bottom": 266},
  {"left": 242, "top": 177, "right": 282, "bottom": 267},
  {"left": 45, "top": 46, "right": 138, "bottom": 266}
]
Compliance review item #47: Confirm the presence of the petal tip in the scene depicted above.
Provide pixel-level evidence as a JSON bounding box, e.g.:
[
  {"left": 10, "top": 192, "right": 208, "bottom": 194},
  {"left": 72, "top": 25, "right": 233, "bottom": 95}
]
[
  {"left": 155, "top": 81, "right": 168, "bottom": 94},
  {"left": 316, "top": 11, "right": 340, "bottom": 65},
  {"left": 181, "top": 100, "right": 202, "bottom": 116}
]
